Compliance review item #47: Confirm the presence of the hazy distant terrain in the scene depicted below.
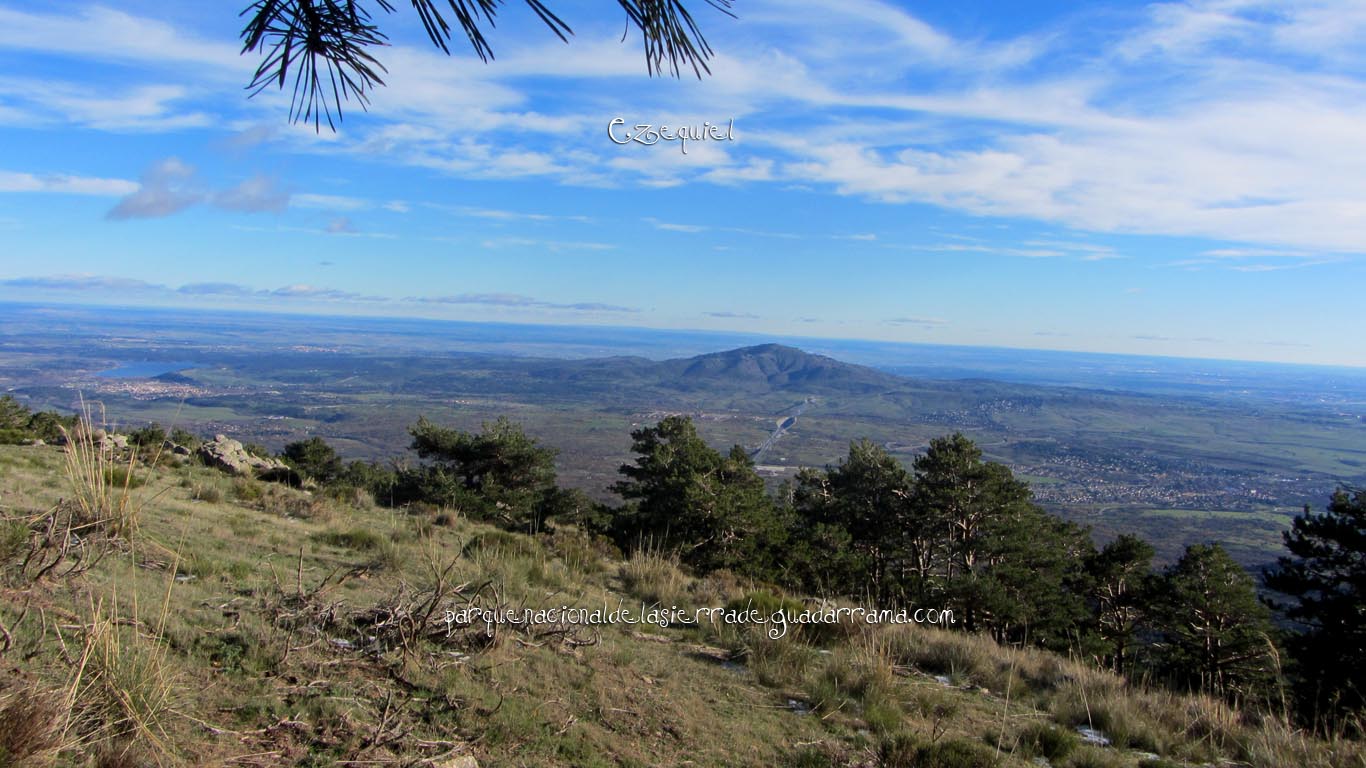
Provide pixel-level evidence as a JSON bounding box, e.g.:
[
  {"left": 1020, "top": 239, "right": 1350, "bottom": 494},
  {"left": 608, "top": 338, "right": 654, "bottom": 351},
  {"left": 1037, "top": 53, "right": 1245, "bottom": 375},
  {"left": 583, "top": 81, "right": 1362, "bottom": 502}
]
[{"left": 3, "top": 301, "right": 1364, "bottom": 568}]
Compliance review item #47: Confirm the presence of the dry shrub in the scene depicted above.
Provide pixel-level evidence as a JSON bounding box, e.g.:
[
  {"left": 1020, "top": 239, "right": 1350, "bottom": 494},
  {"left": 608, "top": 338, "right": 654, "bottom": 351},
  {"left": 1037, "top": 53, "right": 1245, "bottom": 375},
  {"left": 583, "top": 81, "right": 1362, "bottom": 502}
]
[
  {"left": 257, "top": 484, "right": 330, "bottom": 521},
  {"left": 687, "top": 568, "right": 747, "bottom": 607},
  {"left": 546, "top": 528, "right": 613, "bottom": 577},
  {"left": 5, "top": 502, "right": 109, "bottom": 586}
]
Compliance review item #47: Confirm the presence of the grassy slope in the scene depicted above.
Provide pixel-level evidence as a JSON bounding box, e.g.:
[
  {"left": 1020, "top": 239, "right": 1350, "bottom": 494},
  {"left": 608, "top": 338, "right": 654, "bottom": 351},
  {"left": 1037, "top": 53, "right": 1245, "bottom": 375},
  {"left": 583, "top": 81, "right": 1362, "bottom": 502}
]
[{"left": 0, "top": 444, "right": 1361, "bottom": 768}]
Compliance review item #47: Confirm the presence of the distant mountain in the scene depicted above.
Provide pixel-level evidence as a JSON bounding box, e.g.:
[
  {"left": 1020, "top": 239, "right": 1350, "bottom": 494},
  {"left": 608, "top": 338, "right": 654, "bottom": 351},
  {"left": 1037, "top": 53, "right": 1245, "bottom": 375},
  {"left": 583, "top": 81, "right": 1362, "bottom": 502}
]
[
  {"left": 394, "top": 343, "right": 910, "bottom": 400},
  {"left": 152, "top": 371, "right": 198, "bottom": 385},
  {"left": 658, "top": 344, "right": 905, "bottom": 394}
]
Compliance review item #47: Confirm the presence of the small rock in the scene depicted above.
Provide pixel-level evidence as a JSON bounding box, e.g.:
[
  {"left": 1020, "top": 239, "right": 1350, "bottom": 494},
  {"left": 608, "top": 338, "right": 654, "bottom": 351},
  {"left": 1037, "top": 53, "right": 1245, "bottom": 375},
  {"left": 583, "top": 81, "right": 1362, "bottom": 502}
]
[
  {"left": 435, "top": 757, "right": 478, "bottom": 768},
  {"left": 1076, "top": 726, "right": 1111, "bottom": 746}
]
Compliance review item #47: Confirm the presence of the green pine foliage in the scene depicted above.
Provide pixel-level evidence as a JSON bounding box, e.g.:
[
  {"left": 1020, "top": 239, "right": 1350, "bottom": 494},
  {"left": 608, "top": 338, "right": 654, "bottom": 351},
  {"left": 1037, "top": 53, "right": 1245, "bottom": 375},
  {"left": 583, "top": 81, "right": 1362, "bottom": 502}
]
[
  {"left": 1264, "top": 488, "right": 1366, "bottom": 731},
  {"left": 1150, "top": 543, "right": 1278, "bottom": 704},
  {"left": 0, "top": 394, "right": 72, "bottom": 444}
]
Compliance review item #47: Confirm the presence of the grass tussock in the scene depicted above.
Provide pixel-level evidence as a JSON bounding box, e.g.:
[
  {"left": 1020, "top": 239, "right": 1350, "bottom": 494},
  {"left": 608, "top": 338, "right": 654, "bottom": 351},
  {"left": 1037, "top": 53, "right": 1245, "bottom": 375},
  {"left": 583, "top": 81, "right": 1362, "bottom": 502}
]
[
  {"left": 808, "top": 633, "right": 902, "bottom": 732},
  {"left": 620, "top": 546, "right": 688, "bottom": 608},
  {"left": 879, "top": 734, "right": 1000, "bottom": 768},
  {"left": 64, "top": 577, "right": 182, "bottom": 765},
  {"left": 0, "top": 687, "right": 65, "bottom": 767},
  {"left": 59, "top": 401, "right": 146, "bottom": 540}
]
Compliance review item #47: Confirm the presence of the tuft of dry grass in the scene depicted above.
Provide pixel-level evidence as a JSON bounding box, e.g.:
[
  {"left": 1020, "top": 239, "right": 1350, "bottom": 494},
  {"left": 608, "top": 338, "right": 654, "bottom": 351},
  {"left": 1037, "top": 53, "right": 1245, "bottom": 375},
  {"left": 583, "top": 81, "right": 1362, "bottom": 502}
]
[
  {"left": 58, "top": 397, "right": 163, "bottom": 541},
  {"left": 62, "top": 569, "right": 183, "bottom": 765},
  {"left": 807, "top": 632, "right": 902, "bottom": 732},
  {"left": 0, "top": 686, "right": 65, "bottom": 767},
  {"left": 620, "top": 546, "right": 688, "bottom": 608}
]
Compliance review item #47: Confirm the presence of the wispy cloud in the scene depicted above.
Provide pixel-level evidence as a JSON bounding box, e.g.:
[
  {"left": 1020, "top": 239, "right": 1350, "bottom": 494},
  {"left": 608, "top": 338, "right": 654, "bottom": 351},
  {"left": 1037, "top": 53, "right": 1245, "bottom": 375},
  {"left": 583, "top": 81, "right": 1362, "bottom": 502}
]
[
  {"left": 0, "top": 170, "right": 135, "bottom": 196},
  {"left": 215, "top": 175, "right": 290, "bottom": 213},
  {"left": 1, "top": 274, "right": 385, "bottom": 304},
  {"left": 177, "top": 282, "right": 255, "bottom": 296},
  {"left": 0, "top": 77, "right": 210, "bottom": 131},
  {"left": 106, "top": 158, "right": 201, "bottom": 219},
  {"left": 480, "top": 237, "right": 617, "bottom": 251},
  {"left": 326, "top": 217, "right": 357, "bottom": 234},
  {"left": 886, "top": 315, "right": 947, "bottom": 327},
  {"left": 270, "top": 284, "right": 383, "bottom": 301},
  {"left": 293, "top": 193, "right": 369, "bottom": 211},
  {"left": 1, "top": 274, "right": 161, "bottom": 292},
  {"left": 11, "top": 2, "right": 1366, "bottom": 256},
  {"left": 449, "top": 206, "right": 592, "bottom": 223},
  {"left": 642, "top": 217, "right": 801, "bottom": 239},
  {"left": 706, "top": 311, "right": 760, "bottom": 319},
  {"left": 0, "top": 6, "right": 246, "bottom": 72},
  {"left": 415, "top": 293, "right": 638, "bottom": 312},
  {"left": 904, "top": 243, "right": 1066, "bottom": 259},
  {"left": 107, "top": 159, "right": 298, "bottom": 219}
]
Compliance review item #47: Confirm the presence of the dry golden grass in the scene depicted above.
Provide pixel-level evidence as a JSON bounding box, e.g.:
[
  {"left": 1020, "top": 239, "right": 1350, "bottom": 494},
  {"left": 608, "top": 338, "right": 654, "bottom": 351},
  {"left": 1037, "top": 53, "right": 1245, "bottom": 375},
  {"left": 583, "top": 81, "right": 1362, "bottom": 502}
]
[
  {"left": 58, "top": 397, "right": 167, "bottom": 541},
  {"left": 0, "top": 686, "right": 65, "bottom": 767},
  {"left": 619, "top": 545, "right": 689, "bottom": 607},
  {"left": 61, "top": 567, "right": 183, "bottom": 765}
]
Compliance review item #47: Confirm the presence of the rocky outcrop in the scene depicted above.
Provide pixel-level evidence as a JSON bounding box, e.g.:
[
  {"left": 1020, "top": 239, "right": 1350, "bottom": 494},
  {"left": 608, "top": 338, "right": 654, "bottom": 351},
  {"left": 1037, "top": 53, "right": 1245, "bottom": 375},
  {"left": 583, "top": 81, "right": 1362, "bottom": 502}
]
[
  {"left": 198, "top": 434, "right": 289, "bottom": 477},
  {"left": 53, "top": 428, "right": 127, "bottom": 452}
]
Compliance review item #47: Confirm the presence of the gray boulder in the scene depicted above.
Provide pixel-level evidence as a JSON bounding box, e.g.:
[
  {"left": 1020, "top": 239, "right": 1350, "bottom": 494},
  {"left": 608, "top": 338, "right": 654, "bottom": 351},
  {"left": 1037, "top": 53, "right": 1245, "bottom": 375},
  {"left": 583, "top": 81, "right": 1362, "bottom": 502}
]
[{"left": 198, "top": 434, "right": 288, "bottom": 477}]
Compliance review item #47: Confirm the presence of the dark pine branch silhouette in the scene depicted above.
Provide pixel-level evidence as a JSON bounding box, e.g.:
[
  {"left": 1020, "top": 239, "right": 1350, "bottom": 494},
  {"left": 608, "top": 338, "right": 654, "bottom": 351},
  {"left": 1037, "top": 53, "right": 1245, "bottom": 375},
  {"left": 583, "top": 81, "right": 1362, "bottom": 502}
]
[{"left": 240, "top": 0, "right": 736, "bottom": 130}]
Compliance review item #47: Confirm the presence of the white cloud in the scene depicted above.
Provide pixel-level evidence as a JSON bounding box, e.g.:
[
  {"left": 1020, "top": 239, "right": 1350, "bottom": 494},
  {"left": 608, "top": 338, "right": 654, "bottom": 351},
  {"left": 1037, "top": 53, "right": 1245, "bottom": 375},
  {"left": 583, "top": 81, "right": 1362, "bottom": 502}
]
[
  {"left": 480, "top": 237, "right": 616, "bottom": 251},
  {"left": 415, "top": 292, "right": 638, "bottom": 312},
  {"left": 0, "top": 78, "right": 209, "bottom": 131},
  {"left": 215, "top": 175, "right": 290, "bottom": 213},
  {"left": 294, "top": 193, "right": 370, "bottom": 211},
  {"left": 326, "top": 217, "right": 357, "bottom": 234},
  {"left": 1, "top": 274, "right": 161, "bottom": 292},
  {"left": 107, "top": 158, "right": 201, "bottom": 219},
  {"left": 0, "top": 6, "right": 246, "bottom": 73},
  {"left": 11, "top": 1, "right": 1366, "bottom": 257},
  {"left": 0, "top": 170, "right": 136, "bottom": 196},
  {"left": 886, "top": 316, "right": 948, "bottom": 327}
]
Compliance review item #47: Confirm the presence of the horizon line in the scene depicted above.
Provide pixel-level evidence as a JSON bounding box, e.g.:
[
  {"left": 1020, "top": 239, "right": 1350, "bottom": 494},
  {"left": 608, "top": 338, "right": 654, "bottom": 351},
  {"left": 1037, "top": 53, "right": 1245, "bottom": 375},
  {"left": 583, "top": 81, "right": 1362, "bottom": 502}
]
[{"left": 2, "top": 298, "right": 1361, "bottom": 373}]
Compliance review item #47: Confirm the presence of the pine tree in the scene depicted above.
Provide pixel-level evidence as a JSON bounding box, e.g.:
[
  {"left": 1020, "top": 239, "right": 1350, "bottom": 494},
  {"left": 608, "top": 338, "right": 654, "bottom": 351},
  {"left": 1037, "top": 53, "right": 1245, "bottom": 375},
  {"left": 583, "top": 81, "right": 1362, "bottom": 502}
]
[
  {"left": 283, "top": 435, "right": 344, "bottom": 484},
  {"left": 1264, "top": 488, "right": 1366, "bottom": 729},
  {"left": 408, "top": 416, "right": 558, "bottom": 522},
  {"left": 1153, "top": 543, "right": 1278, "bottom": 703},
  {"left": 820, "top": 440, "right": 914, "bottom": 604},
  {"left": 1084, "top": 534, "right": 1155, "bottom": 674},
  {"left": 613, "top": 416, "right": 780, "bottom": 574}
]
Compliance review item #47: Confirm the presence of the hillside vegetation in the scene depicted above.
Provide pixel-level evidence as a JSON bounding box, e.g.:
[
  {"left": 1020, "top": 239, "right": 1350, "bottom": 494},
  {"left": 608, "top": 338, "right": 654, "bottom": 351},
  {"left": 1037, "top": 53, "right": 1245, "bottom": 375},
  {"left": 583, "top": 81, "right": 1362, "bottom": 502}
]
[
  {"left": 1, "top": 425, "right": 1362, "bottom": 766},
  {"left": 8, "top": 336, "right": 1364, "bottom": 574}
]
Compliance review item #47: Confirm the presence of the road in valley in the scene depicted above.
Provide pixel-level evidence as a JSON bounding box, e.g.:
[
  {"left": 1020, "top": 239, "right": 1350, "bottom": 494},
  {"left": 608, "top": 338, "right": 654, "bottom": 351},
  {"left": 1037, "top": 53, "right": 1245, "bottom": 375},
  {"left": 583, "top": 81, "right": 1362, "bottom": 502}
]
[{"left": 750, "top": 398, "right": 813, "bottom": 462}]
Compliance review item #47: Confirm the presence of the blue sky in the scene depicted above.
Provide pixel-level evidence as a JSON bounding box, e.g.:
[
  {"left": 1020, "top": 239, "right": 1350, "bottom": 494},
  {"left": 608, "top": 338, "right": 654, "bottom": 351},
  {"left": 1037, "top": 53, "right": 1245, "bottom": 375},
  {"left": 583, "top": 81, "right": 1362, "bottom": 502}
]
[{"left": 1, "top": 0, "right": 1364, "bottom": 366}]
